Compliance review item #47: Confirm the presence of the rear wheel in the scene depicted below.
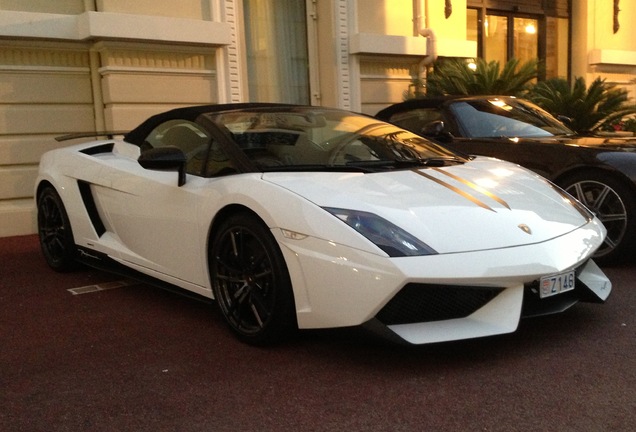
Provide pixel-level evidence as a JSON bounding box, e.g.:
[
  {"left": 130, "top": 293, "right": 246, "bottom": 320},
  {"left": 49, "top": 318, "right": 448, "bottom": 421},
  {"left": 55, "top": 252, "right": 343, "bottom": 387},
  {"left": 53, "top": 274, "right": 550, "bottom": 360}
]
[
  {"left": 561, "top": 173, "right": 636, "bottom": 264},
  {"left": 210, "top": 212, "right": 297, "bottom": 345},
  {"left": 37, "top": 186, "right": 77, "bottom": 271}
]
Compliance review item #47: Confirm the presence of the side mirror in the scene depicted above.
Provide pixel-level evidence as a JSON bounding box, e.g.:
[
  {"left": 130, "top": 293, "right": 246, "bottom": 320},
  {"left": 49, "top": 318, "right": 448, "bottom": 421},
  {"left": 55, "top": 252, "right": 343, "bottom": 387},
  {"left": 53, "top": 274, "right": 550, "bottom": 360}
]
[
  {"left": 557, "top": 115, "right": 574, "bottom": 127},
  {"left": 138, "top": 146, "right": 187, "bottom": 186},
  {"left": 421, "top": 120, "right": 452, "bottom": 142}
]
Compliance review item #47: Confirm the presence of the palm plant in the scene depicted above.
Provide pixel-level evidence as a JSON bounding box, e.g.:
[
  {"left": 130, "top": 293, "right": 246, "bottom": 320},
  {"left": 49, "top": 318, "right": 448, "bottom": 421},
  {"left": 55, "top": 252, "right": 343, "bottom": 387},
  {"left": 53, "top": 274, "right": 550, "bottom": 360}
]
[
  {"left": 415, "top": 57, "right": 538, "bottom": 98},
  {"left": 527, "top": 76, "right": 636, "bottom": 133}
]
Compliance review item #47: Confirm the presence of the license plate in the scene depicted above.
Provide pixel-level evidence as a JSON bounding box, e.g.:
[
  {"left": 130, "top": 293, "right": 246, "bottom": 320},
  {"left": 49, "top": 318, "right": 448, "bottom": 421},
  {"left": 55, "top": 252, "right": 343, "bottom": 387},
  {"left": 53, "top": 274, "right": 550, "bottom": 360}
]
[{"left": 540, "top": 270, "right": 575, "bottom": 298}]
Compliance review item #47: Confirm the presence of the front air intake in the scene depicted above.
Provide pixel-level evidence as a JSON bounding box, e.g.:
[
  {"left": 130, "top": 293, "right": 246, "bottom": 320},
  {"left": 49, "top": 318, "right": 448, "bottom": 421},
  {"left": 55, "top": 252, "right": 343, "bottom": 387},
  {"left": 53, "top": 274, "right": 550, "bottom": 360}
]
[{"left": 376, "top": 283, "right": 503, "bottom": 325}]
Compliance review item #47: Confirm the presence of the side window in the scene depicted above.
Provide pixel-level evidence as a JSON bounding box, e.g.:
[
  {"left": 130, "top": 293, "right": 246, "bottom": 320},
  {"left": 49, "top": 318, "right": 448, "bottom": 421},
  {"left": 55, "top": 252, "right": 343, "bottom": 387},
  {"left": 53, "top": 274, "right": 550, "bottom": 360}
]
[
  {"left": 144, "top": 120, "right": 211, "bottom": 176},
  {"left": 204, "top": 140, "right": 239, "bottom": 177},
  {"left": 390, "top": 108, "right": 443, "bottom": 135}
]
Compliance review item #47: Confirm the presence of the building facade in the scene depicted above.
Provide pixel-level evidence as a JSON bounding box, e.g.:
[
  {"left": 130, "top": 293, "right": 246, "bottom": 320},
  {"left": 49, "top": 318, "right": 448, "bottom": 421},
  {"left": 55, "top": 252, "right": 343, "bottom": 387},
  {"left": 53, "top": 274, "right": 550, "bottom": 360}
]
[{"left": 1, "top": 0, "right": 634, "bottom": 237}]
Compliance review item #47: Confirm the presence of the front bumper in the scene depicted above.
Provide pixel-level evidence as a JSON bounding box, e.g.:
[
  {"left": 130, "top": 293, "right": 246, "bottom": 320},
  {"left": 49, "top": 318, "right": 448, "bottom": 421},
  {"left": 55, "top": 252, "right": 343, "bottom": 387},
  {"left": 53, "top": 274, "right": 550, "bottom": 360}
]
[
  {"left": 275, "top": 225, "right": 611, "bottom": 344},
  {"left": 376, "top": 259, "right": 611, "bottom": 345}
]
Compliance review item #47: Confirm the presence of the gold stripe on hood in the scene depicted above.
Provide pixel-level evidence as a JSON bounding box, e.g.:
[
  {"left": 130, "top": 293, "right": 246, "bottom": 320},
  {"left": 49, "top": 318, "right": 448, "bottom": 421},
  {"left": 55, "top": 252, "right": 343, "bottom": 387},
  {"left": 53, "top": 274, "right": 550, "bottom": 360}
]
[
  {"left": 431, "top": 167, "right": 511, "bottom": 210},
  {"left": 411, "top": 169, "right": 510, "bottom": 212}
]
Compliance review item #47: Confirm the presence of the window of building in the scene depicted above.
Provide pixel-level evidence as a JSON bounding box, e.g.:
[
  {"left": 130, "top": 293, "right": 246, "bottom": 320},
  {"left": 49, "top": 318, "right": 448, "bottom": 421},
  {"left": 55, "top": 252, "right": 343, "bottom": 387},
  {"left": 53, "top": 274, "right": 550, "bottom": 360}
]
[
  {"left": 468, "top": 7, "right": 569, "bottom": 80},
  {"left": 467, "top": 8, "right": 480, "bottom": 47},
  {"left": 484, "top": 13, "right": 539, "bottom": 66},
  {"left": 243, "top": 0, "right": 310, "bottom": 104},
  {"left": 544, "top": 16, "right": 569, "bottom": 79}
]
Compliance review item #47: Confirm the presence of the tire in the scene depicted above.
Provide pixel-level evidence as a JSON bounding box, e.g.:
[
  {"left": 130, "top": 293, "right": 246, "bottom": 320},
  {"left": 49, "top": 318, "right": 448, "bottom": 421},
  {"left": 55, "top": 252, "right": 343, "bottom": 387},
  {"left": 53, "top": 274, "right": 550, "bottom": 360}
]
[
  {"left": 37, "top": 186, "right": 78, "bottom": 272},
  {"left": 560, "top": 173, "right": 636, "bottom": 265},
  {"left": 210, "top": 212, "right": 297, "bottom": 345}
]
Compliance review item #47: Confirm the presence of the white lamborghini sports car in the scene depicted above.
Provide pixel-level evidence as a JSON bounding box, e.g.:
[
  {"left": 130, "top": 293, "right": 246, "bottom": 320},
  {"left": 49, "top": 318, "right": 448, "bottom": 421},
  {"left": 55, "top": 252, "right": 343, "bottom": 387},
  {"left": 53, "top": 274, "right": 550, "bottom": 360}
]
[{"left": 36, "top": 103, "right": 612, "bottom": 345}]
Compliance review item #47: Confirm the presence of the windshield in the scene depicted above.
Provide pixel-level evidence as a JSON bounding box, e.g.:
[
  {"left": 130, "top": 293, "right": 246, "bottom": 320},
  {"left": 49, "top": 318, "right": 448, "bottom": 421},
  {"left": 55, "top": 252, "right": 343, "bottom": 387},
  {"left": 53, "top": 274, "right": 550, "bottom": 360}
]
[
  {"left": 204, "top": 107, "right": 467, "bottom": 171},
  {"left": 449, "top": 98, "right": 574, "bottom": 138}
]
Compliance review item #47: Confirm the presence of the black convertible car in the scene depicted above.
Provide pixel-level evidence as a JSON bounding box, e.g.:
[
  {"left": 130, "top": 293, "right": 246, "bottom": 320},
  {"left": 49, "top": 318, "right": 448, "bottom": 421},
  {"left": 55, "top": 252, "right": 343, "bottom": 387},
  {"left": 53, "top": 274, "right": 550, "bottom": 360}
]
[{"left": 376, "top": 95, "right": 636, "bottom": 264}]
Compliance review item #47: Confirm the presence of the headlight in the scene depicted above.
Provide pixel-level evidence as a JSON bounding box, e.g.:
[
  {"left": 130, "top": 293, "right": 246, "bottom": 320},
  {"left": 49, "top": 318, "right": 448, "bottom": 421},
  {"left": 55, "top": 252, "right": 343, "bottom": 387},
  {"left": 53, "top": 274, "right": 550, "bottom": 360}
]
[{"left": 323, "top": 207, "right": 437, "bottom": 257}]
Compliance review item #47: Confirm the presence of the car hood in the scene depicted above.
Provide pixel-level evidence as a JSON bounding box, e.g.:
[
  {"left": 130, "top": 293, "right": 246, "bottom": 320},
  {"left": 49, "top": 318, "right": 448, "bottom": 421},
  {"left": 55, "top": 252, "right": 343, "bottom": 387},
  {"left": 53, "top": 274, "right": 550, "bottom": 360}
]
[
  {"left": 262, "top": 157, "right": 604, "bottom": 254},
  {"left": 522, "top": 134, "right": 636, "bottom": 151}
]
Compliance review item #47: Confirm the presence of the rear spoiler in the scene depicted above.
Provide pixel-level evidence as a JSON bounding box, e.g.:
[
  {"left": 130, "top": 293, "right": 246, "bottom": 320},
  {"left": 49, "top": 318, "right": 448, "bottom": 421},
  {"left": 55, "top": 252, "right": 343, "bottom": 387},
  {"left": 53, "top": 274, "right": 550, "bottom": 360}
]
[{"left": 55, "top": 131, "right": 129, "bottom": 142}]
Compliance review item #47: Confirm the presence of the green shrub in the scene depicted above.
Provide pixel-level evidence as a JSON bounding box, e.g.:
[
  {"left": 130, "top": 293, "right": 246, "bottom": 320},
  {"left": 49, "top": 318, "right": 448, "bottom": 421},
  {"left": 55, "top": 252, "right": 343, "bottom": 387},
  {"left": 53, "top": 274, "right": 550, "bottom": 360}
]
[
  {"left": 526, "top": 76, "right": 636, "bottom": 133},
  {"left": 413, "top": 57, "right": 538, "bottom": 98}
]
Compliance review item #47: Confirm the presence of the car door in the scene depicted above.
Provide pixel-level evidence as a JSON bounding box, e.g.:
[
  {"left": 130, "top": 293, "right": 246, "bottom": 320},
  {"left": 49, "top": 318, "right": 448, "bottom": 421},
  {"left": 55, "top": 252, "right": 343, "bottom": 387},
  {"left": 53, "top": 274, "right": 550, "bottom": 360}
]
[{"left": 94, "top": 120, "right": 214, "bottom": 289}]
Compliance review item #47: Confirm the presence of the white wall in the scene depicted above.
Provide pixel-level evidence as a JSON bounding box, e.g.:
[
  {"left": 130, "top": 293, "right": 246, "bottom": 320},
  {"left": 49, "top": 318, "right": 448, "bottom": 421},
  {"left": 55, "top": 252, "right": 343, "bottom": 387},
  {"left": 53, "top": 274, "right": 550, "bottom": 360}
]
[
  {"left": 0, "top": 42, "right": 94, "bottom": 236},
  {"left": 0, "top": 3, "right": 233, "bottom": 236}
]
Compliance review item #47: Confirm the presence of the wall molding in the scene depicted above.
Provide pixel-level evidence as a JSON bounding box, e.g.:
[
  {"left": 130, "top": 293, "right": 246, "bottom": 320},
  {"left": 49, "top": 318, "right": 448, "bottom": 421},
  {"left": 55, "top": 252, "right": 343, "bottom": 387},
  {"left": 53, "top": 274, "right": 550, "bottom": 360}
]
[
  {"left": 350, "top": 33, "right": 428, "bottom": 56},
  {"left": 0, "top": 45, "right": 89, "bottom": 68},
  {"left": 335, "top": 0, "right": 352, "bottom": 110},
  {"left": 98, "top": 49, "right": 215, "bottom": 71},
  {"left": 0, "top": 10, "right": 232, "bottom": 46},
  {"left": 98, "top": 67, "right": 216, "bottom": 78},
  {"left": 359, "top": 57, "right": 417, "bottom": 79},
  {"left": 350, "top": 32, "right": 476, "bottom": 59},
  {"left": 221, "top": 0, "right": 243, "bottom": 103},
  {"left": 589, "top": 49, "right": 636, "bottom": 67}
]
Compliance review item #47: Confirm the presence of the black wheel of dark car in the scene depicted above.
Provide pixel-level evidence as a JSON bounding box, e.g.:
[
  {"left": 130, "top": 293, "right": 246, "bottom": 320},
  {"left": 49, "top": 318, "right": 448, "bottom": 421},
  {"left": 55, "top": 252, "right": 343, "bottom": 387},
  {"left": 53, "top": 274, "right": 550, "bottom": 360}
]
[
  {"left": 561, "top": 173, "right": 636, "bottom": 264},
  {"left": 37, "top": 186, "right": 77, "bottom": 272},
  {"left": 210, "top": 212, "right": 297, "bottom": 345}
]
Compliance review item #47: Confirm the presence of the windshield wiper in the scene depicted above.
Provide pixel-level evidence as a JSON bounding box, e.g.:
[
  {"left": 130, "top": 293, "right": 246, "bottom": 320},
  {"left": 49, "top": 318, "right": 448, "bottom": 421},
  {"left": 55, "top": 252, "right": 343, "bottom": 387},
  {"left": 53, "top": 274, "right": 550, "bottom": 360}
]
[
  {"left": 260, "top": 156, "right": 466, "bottom": 174},
  {"left": 418, "top": 156, "right": 466, "bottom": 166},
  {"left": 261, "top": 164, "right": 377, "bottom": 173},
  {"left": 552, "top": 133, "right": 577, "bottom": 138},
  {"left": 345, "top": 156, "right": 465, "bottom": 169}
]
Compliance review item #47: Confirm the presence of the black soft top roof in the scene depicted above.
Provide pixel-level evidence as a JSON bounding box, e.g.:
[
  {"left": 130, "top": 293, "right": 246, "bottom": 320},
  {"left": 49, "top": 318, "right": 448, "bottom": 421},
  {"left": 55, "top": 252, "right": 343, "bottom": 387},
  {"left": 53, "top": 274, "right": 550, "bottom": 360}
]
[
  {"left": 375, "top": 95, "right": 516, "bottom": 120},
  {"left": 124, "top": 102, "right": 300, "bottom": 145}
]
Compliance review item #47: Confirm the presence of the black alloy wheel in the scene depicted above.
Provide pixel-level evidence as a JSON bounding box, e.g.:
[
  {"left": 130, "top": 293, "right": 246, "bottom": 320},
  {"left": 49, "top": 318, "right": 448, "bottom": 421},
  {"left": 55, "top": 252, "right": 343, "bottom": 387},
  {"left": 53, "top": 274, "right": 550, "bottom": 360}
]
[
  {"left": 37, "top": 186, "right": 77, "bottom": 272},
  {"left": 563, "top": 173, "right": 636, "bottom": 264},
  {"left": 210, "top": 212, "right": 297, "bottom": 345}
]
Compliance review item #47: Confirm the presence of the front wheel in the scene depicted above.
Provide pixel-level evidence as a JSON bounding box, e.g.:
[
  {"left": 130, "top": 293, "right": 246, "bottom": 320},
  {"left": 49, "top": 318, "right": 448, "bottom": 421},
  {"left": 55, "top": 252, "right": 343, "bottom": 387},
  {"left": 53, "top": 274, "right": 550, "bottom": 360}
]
[
  {"left": 210, "top": 212, "right": 297, "bottom": 345},
  {"left": 561, "top": 173, "right": 636, "bottom": 265},
  {"left": 37, "top": 186, "right": 78, "bottom": 272}
]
